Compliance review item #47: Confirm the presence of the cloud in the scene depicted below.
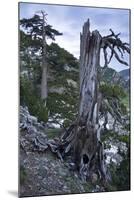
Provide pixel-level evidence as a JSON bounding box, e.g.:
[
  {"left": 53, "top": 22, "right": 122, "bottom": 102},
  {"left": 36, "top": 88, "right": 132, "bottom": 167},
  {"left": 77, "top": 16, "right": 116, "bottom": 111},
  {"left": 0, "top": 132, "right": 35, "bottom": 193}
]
[{"left": 19, "top": 2, "right": 130, "bottom": 71}]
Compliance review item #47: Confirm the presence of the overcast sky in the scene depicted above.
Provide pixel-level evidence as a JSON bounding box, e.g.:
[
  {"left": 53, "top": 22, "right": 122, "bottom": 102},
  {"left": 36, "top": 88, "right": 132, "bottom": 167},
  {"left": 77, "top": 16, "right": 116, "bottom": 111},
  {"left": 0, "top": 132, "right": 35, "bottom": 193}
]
[{"left": 19, "top": 2, "right": 130, "bottom": 72}]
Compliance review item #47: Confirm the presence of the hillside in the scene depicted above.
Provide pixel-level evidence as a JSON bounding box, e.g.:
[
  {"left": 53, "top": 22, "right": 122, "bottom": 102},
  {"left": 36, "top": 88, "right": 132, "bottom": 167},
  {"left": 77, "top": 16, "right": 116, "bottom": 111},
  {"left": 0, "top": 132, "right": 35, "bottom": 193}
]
[
  {"left": 20, "top": 106, "right": 129, "bottom": 196},
  {"left": 119, "top": 68, "right": 130, "bottom": 92},
  {"left": 100, "top": 67, "right": 130, "bottom": 91},
  {"left": 119, "top": 68, "right": 130, "bottom": 81}
]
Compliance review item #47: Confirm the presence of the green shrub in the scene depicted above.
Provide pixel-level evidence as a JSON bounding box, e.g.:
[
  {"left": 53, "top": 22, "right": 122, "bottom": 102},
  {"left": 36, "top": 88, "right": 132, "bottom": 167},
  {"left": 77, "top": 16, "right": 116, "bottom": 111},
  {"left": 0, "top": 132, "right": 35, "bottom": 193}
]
[
  {"left": 100, "top": 83, "right": 126, "bottom": 99},
  {"left": 110, "top": 151, "right": 130, "bottom": 191},
  {"left": 20, "top": 76, "right": 48, "bottom": 122},
  {"left": 46, "top": 128, "right": 62, "bottom": 139},
  {"left": 47, "top": 92, "right": 78, "bottom": 127}
]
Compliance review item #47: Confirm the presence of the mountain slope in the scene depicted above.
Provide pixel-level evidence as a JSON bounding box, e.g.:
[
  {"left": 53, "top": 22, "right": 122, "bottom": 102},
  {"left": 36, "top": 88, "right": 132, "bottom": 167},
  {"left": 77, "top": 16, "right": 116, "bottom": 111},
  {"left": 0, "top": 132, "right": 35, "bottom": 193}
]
[
  {"left": 119, "top": 69, "right": 130, "bottom": 81},
  {"left": 100, "top": 67, "right": 130, "bottom": 91}
]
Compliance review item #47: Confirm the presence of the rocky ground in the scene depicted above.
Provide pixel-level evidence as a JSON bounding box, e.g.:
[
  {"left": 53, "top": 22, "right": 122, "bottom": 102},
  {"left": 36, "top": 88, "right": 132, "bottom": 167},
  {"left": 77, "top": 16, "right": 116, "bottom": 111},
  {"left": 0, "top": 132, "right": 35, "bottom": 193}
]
[
  {"left": 20, "top": 147, "right": 98, "bottom": 197},
  {"left": 19, "top": 106, "right": 128, "bottom": 197}
]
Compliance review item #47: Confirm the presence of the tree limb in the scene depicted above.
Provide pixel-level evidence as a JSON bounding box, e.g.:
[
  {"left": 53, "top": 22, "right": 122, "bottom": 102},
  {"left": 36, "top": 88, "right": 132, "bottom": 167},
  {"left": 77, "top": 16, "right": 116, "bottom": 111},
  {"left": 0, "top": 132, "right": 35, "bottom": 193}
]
[
  {"left": 101, "top": 29, "right": 130, "bottom": 67},
  {"left": 107, "top": 41, "right": 129, "bottom": 66}
]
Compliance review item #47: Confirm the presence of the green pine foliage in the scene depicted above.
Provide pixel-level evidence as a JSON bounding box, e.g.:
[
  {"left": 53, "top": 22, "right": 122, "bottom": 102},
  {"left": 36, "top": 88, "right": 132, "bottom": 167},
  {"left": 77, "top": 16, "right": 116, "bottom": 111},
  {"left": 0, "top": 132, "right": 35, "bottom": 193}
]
[
  {"left": 110, "top": 147, "right": 130, "bottom": 191},
  {"left": 47, "top": 43, "right": 79, "bottom": 71},
  {"left": 100, "top": 83, "right": 126, "bottom": 99},
  {"left": 20, "top": 30, "right": 79, "bottom": 124},
  {"left": 20, "top": 14, "right": 62, "bottom": 52},
  {"left": 20, "top": 76, "right": 48, "bottom": 122}
]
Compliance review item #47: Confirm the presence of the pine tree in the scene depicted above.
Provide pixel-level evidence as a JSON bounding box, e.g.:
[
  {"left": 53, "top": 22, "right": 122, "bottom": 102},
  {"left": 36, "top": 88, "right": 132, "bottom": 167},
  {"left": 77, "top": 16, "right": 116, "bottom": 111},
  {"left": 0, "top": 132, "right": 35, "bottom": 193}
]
[{"left": 20, "top": 11, "right": 62, "bottom": 100}]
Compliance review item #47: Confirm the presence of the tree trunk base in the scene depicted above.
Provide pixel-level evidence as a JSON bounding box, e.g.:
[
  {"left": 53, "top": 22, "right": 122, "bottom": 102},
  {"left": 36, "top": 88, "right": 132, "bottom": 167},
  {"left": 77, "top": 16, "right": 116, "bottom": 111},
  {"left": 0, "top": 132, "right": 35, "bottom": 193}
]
[{"left": 56, "top": 122, "right": 110, "bottom": 184}]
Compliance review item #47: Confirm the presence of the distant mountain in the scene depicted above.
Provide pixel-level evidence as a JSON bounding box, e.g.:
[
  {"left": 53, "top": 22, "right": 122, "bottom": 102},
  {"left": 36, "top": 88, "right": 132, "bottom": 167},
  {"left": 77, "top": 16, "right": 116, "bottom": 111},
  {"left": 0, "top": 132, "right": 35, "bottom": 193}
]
[
  {"left": 100, "top": 67, "right": 130, "bottom": 91},
  {"left": 101, "top": 67, "right": 121, "bottom": 84},
  {"left": 119, "top": 69, "right": 130, "bottom": 81},
  {"left": 119, "top": 69, "right": 130, "bottom": 91}
]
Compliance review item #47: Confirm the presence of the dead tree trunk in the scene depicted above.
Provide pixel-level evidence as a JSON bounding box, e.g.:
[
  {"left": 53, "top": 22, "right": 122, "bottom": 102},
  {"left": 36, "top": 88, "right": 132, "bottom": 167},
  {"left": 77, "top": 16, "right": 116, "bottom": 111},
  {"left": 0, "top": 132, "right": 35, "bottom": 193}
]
[
  {"left": 76, "top": 19, "right": 105, "bottom": 180},
  {"left": 59, "top": 19, "right": 108, "bottom": 182},
  {"left": 48, "top": 18, "right": 130, "bottom": 184}
]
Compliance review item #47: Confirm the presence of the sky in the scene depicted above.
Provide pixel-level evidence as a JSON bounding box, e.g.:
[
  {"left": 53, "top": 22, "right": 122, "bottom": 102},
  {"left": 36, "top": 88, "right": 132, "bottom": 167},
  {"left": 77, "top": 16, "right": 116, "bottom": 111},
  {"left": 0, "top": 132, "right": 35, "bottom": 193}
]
[{"left": 19, "top": 2, "right": 130, "bottom": 72}]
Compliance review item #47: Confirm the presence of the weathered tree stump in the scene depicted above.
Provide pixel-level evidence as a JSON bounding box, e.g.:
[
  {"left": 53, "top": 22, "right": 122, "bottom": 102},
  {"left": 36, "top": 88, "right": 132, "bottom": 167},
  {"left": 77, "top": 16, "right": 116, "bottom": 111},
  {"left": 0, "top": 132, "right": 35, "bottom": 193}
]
[
  {"left": 59, "top": 19, "right": 108, "bottom": 182},
  {"left": 56, "top": 19, "right": 130, "bottom": 183}
]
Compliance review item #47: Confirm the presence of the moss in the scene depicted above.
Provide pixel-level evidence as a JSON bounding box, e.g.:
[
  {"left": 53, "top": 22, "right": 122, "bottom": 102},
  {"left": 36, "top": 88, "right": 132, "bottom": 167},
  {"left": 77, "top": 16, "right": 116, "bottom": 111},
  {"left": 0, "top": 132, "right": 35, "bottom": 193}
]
[
  {"left": 108, "top": 154, "right": 130, "bottom": 191},
  {"left": 64, "top": 175, "right": 93, "bottom": 193},
  {"left": 101, "top": 130, "right": 116, "bottom": 142},
  {"left": 121, "top": 94, "right": 129, "bottom": 109},
  {"left": 65, "top": 176, "right": 80, "bottom": 193},
  {"left": 46, "top": 128, "right": 63, "bottom": 139},
  {"left": 82, "top": 182, "right": 93, "bottom": 193},
  {"left": 105, "top": 183, "right": 117, "bottom": 192},
  {"left": 20, "top": 166, "right": 27, "bottom": 185}
]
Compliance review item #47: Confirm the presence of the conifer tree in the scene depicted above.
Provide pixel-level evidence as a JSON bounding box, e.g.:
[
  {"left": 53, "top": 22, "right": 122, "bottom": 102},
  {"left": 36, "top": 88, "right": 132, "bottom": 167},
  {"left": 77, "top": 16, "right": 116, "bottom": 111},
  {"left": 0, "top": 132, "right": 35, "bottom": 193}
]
[{"left": 20, "top": 11, "right": 62, "bottom": 100}]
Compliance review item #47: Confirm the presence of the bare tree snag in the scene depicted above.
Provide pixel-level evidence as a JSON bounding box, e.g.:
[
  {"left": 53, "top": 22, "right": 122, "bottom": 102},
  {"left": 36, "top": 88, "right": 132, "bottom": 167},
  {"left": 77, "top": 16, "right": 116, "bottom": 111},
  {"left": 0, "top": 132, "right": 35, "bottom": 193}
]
[
  {"left": 74, "top": 19, "right": 107, "bottom": 182},
  {"left": 54, "top": 19, "right": 130, "bottom": 184},
  {"left": 56, "top": 19, "right": 108, "bottom": 183}
]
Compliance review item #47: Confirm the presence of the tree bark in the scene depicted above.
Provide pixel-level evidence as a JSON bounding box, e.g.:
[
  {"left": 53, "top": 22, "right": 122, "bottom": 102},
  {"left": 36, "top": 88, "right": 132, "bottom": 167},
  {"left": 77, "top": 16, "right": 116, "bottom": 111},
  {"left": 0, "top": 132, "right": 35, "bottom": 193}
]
[
  {"left": 41, "top": 12, "right": 48, "bottom": 100},
  {"left": 59, "top": 19, "right": 109, "bottom": 183}
]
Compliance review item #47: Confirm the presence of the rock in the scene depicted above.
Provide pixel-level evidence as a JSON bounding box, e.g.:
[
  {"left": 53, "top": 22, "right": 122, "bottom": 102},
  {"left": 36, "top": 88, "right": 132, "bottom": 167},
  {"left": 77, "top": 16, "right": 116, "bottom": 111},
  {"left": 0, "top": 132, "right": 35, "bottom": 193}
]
[
  {"left": 49, "top": 87, "right": 65, "bottom": 94},
  {"left": 67, "top": 79, "right": 77, "bottom": 88},
  {"left": 91, "top": 173, "right": 98, "bottom": 184},
  {"left": 27, "top": 115, "right": 37, "bottom": 124},
  {"left": 92, "top": 185, "right": 102, "bottom": 192},
  {"left": 20, "top": 106, "right": 48, "bottom": 153},
  {"left": 68, "top": 162, "right": 76, "bottom": 171}
]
